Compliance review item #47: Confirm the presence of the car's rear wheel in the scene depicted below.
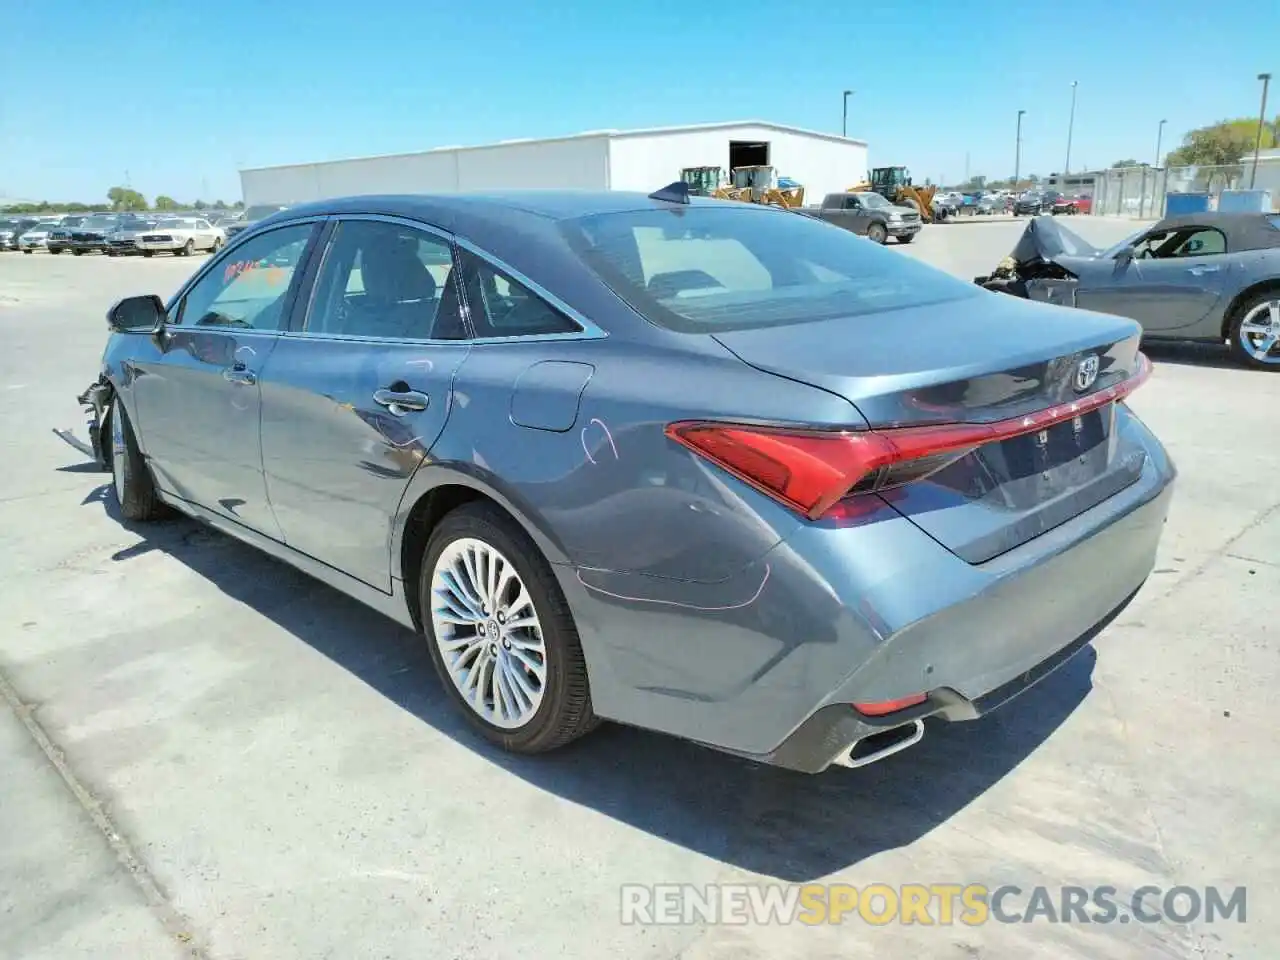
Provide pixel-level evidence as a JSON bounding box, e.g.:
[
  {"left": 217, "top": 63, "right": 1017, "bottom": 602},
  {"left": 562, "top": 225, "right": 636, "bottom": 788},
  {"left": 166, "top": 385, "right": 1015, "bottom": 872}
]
[
  {"left": 420, "top": 502, "right": 597, "bottom": 753},
  {"left": 49, "top": 248, "right": 61, "bottom": 255},
  {"left": 867, "top": 222, "right": 888, "bottom": 244},
  {"left": 73, "top": 249, "right": 84, "bottom": 256},
  {"left": 143, "top": 250, "right": 154, "bottom": 258},
  {"left": 1229, "top": 292, "right": 1280, "bottom": 370},
  {"left": 109, "top": 397, "right": 164, "bottom": 521}
]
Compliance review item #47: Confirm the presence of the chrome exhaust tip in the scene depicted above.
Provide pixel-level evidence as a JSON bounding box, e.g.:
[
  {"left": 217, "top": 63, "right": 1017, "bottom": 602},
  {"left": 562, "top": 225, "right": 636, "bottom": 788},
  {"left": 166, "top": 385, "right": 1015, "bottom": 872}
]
[{"left": 833, "top": 719, "right": 925, "bottom": 769}]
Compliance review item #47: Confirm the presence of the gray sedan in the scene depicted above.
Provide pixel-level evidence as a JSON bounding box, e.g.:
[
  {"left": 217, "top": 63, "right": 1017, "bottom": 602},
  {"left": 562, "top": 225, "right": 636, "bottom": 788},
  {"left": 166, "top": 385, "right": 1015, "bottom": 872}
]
[
  {"left": 978, "top": 213, "right": 1280, "bottom": 368},
  {"left": 71, "top": 191, "right": 1174, "bottom": 774}
]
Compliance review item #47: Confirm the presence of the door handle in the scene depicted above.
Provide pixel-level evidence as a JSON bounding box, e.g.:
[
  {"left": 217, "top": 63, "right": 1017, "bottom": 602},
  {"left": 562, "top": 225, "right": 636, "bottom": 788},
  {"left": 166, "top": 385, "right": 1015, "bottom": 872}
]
[
  {"left": 1187, "top": 265, "right": 1220, "bottom": 275},
  {"left": 374, "top": 387, "right": 429, "bottom": 415},
  {"left": 222, "top": 362, "right": 257, "bottom": 385}
]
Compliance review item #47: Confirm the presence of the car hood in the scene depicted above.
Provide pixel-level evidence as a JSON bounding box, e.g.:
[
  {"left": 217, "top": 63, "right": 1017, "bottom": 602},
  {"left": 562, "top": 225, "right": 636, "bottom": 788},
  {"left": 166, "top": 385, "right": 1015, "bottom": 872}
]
[{"left": 1008, "top": 216, "right": 1100, "bottom": 265}]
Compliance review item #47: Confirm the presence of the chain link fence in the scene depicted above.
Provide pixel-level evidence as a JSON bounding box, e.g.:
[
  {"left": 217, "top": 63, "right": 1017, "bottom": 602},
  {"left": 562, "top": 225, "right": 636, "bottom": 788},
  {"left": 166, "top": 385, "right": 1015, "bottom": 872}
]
[{"left": 1090, "top": 163, "right": 1278, "bottom": 219}]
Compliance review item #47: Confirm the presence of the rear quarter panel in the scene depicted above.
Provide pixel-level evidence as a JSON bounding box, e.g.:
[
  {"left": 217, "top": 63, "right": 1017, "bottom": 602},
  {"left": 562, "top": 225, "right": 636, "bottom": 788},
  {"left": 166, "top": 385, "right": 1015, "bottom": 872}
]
[{"left": 406, "top": 335, "right": 865, "bottom": 585}]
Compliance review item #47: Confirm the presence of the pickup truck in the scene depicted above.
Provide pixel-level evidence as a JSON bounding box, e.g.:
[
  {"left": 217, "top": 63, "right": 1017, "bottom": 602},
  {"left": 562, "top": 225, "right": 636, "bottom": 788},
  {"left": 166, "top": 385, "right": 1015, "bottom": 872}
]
[{"left": 799, "top": 192, "right": 923, "bottom": 244}]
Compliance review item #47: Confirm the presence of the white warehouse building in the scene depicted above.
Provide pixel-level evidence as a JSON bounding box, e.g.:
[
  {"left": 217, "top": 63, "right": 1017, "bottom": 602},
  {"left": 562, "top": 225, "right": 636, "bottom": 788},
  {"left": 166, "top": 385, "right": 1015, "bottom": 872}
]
[{"left": 238, "top": 120, "right": 868, "bottom": 208}]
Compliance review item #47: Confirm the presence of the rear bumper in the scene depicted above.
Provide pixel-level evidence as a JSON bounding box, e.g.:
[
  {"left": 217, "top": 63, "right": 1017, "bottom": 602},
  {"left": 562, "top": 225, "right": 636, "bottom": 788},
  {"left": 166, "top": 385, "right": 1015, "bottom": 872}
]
[{"left": 570, "top": 409, "right": 1174, "bottom": 772}]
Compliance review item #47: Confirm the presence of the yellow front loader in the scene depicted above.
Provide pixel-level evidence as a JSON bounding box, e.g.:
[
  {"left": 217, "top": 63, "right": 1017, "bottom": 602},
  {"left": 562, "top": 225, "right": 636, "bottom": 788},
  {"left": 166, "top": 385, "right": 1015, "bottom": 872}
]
[
  {"left": 851, "top": 166, "right": 943, "bottom": 222},
  {"left": 681, "top": 165, "right": 805, "bottom": 208}
]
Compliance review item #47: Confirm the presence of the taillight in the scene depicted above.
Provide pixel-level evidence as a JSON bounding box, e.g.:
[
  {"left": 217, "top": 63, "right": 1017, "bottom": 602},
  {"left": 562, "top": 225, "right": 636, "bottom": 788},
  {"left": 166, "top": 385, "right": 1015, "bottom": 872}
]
[{"left": 666, "top": 353, "right": 1151, "bottom": 521}]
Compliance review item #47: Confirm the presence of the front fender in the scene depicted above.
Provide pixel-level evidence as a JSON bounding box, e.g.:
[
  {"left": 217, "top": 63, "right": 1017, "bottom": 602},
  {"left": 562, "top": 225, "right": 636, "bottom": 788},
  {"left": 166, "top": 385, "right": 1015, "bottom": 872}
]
[{"left": 389, "top": 460, "right": 574, "bottom": 582}]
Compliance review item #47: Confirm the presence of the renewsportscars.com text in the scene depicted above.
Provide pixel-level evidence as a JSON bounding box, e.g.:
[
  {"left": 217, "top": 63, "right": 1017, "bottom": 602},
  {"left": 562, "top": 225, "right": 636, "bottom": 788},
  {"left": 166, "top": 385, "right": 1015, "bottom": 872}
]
[{"left": 620, "top": 883, "right": 1247, "bottom": 926}]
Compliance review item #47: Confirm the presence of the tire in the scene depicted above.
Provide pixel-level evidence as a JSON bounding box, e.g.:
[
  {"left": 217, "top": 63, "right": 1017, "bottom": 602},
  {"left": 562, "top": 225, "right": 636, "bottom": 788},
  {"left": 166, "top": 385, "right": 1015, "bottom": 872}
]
[
  {"left": 897, "top": 233, "right": 915, "bottom": 244},
  {"left": 107, "top": 249, "right": 118, "bottom": 257},
  {"left": 49, "top": 248, "right": 61, "bottom": 255},
  {"left": 22, "top": 249, "right": 31, "bottom": 254},
  {"left": 109, "top": 397, "right": 165, "bottom": 521},
  {"left": 211, "top": 237, "right": 223, "bottom": 253},
  {"left": 143, "top": 250, "right": 154, "bottom": 258},
  {"left": 1228, "top": 290, "right": 1280, "bottom": 370},
  {"left": 73, "top": 249, "right": 84, "bottom": 256},
  {"left": 867, "top": 221, "right": 889, "bottom": 244},
  {"left": 420, "top": 502, "right": 597, "bottom": 753},
  {"left": 181, "top": 240, "right": 194, "bottom": 257}
]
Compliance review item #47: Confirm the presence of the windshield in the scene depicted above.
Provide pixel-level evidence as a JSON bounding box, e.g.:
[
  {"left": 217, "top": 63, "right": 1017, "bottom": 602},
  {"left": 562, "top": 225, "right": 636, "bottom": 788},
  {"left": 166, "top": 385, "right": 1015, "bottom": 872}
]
[
  {"left": 856, "top": 193, "right": 893, "bottom": 210},
  {"left": 159, "top": 219, "right": 193, "bottom": 229},
  {"left": 244, "top": 205, "right": 287, "bottom": 221},
  {"left": 1099, "top": 228, "right": 1148, "bottom": 260},
  {"left": 561, "top": 205, "right": 979, "bottom": 334},
  {"left": 81, "top": 218, "right": 114, "bottom": 229}
]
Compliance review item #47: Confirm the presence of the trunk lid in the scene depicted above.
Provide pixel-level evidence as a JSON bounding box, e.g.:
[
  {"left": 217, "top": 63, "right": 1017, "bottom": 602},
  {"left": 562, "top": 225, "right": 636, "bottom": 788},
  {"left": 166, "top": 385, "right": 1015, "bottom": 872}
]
[{"left": 712, "top": 292, "right": 1149, "bottom": 564}]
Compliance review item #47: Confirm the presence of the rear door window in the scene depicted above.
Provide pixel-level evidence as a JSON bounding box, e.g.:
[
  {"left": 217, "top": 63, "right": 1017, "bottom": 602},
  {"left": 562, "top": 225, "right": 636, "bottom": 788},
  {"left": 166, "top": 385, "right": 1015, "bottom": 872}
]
[{"left": 305, "top": 219, "right": 465, "bottom": 340}]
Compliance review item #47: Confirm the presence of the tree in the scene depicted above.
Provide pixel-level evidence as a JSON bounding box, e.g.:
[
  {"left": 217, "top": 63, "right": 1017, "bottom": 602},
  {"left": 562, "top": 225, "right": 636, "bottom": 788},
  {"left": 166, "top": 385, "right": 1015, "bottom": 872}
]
[
  {"left": 1110, "top": 158, "right": 1143, "bottom": 168},
  {"left": 107, "top": 186, "right": 148, "bottom": 211},
  {"left": 213, "top": 199, "right": 227, "bottom": 210},
  {"left": 192, "top": 198, "right": 206, "bottom": 210},
  {"left": 1164, "top": 117, "right": 1280, "bottom": 189},
  {"left": 233, "top": 200, "right": 245, "bottom": 209},
  {"left": 154, "top": 195, "right": 179, "bottom": 210}
]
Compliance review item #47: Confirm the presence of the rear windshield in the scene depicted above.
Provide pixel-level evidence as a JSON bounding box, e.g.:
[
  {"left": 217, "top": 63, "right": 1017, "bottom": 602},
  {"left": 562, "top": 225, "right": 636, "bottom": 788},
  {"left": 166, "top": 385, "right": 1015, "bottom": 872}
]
[{"left": 560, "top": 205, "right": 977, "bottom": 333}]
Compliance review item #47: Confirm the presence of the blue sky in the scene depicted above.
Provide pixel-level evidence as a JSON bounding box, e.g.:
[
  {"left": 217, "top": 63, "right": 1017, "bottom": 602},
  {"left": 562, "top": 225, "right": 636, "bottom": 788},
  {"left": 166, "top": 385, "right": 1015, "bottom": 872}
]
[{"left": 2, "top": 0, "right": 1276, "bottom": 203}]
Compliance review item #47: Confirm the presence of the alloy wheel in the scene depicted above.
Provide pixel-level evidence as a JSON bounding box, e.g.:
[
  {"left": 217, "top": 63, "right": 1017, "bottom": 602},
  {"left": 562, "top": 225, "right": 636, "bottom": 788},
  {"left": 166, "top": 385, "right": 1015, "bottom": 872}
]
[
  {"left": 1238, "top": 299, "right": 1280, "bottom": 364},
  {"left": 429, "top": 538, "right": 547, "bottom": 729}
]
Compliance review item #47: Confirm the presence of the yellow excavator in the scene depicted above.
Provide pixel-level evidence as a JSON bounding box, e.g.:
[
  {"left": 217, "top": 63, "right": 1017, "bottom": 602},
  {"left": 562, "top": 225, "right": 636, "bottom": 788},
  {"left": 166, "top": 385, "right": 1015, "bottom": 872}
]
[
  {"left": 849, "top": 166, "right": 942, "bottom": 222},
  {"left": 681, "top": 165, "right": 805, "bottom": 208}
]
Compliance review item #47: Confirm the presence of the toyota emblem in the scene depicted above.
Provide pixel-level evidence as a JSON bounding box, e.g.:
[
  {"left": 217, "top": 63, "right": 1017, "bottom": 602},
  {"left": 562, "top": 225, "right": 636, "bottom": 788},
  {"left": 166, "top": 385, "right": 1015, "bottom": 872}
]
[{"left": 1075, "top": 355, "right": 1100, "bottom": 392}]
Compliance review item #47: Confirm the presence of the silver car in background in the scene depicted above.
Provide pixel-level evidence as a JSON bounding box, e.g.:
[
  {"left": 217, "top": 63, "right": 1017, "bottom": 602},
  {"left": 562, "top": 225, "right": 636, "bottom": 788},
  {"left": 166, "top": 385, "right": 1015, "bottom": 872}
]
[
  {"left": 134, "top": 216, "right": 225, "bottom": 257},
  {"left": 106, "top": 219, "right": 160, "bottom": 256},
  {"left": 18, "top": 221, "right": 59, "bottom": 252}
]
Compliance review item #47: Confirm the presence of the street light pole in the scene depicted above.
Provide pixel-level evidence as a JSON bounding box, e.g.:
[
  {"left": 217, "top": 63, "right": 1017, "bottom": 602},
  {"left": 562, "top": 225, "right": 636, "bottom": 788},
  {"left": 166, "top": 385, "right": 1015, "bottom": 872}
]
[
  {"left": 1153, "top": 118, "right": 1167, "bottom": 218},
  {"left": 1251, "top": 73, "right": 1272, "bottom": 189},
  {"left": 1065, "top": 81, "right": 1077, "bottom": 175},
  {"left": 1014, "top": 109, "right": 1025, "bottom": 192},
  {"left": 842, "top": 90, "right": 854, "bottom": 138}
]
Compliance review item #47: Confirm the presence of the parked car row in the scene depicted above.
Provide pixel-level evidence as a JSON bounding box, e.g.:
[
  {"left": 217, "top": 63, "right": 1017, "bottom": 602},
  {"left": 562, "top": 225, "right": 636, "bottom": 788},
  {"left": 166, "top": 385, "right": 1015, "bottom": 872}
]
[
  {"left": 0, "top": 211, "right": 248, "bottom": 256},
  {"left": 1013, "top": 191, "right": 1093, "bottom": 216}
]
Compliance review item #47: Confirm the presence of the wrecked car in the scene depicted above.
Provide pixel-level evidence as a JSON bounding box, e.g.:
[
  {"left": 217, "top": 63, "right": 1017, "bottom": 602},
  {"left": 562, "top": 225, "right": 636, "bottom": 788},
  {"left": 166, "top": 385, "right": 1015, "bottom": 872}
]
[{"left": 975, "top": 213, "right": 1280, "bottom": 369}]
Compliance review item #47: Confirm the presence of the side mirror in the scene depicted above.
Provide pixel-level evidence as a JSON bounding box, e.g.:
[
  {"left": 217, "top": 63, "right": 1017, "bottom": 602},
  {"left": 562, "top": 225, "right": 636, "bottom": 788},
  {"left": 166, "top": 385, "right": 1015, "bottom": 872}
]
[{"left": 107, "top": 294, "right": 165, "bottom": 333}]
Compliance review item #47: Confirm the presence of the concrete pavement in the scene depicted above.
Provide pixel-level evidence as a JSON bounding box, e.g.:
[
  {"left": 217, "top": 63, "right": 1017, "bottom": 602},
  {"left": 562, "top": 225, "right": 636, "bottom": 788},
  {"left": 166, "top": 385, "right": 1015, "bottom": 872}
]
[{"left": 1, "top": 221, "right": 1276, "bottom": 959}]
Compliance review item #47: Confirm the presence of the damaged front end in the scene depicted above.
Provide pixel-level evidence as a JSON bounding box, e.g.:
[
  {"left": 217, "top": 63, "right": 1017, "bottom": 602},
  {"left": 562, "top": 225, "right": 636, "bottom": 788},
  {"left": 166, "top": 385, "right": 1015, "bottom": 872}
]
[
  {"left": 53, "top": 374, "right": 115, "bottom": 469},
  {"left": 974, "top": 215, "right": 1094, "bottom": 306}
]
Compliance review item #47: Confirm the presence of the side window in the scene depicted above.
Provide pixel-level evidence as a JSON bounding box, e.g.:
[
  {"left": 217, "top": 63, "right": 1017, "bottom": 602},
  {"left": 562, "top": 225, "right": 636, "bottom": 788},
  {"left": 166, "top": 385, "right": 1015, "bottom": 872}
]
[
  {"left": 1131, "top": 229, "right": 1172, "bottom": 260},
  {"left": 457, "top": 248, "right": 579, "bottom": 338},
  {"left": 177, "top": 223, "right": 313, "bottom": 329},
  {"left": 1170, "top": 228, "right": 1226, "bottom": 257},
  {"left": 305, "top": 220, "right": 465, "bottom": 340},
  {"left": 843, "top": 195, "right": 861, "bottom": 210}
]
